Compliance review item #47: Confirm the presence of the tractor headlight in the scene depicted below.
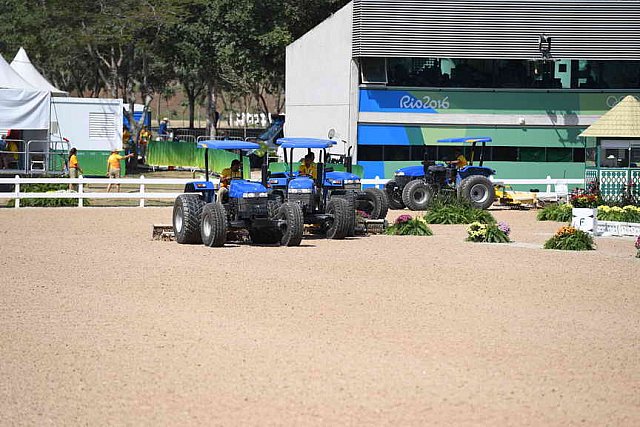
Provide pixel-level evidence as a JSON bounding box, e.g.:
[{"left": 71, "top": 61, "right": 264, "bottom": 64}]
[
  {"left": 268, "top": 179, "right": 279, "bottom": 184},
  {"left": 242, "top": 192, "right": 268, "bottom": 198},
  {"left": 395, "top": 171, "right": 405, "bottom": 176},
  {"left": 329, "top": 179, "right": 343, "bottom": 185},
  {"left": 289, "top": 188, "right": 312, "bottom": 194},
  {"left": 344, "top": 179, "right": 360, "bottom": 184}
]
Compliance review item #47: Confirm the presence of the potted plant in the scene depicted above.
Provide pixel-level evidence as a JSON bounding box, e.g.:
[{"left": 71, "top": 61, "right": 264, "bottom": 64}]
[{"left": 569, "top": 190, "right": 599, "bottom": 234}]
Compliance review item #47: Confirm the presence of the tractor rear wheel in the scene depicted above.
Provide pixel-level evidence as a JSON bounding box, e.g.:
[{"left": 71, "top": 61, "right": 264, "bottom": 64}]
[
  {"left": 459, "top": 175, "right": 495, "bottom": 210},
  {"left": 356, "top": 188, "right": 389, "bottom": 220},
  {"left": 200, "top": 202, "right": 228, "bottom": 247},
  {"left": 385, "top": 180, "right": 405, "bottom": 209},
  {"left": 276, "top": 202, "right": 304, "bottom": 246},
  {"left": 173, "top": 194, "right": 205, "bottom": 244},
  {"left": 402, "top": 180, "right": 433, "bottom": 211},
  {"left": 326, "top": 197, "right": 351, "bottom": 239}
]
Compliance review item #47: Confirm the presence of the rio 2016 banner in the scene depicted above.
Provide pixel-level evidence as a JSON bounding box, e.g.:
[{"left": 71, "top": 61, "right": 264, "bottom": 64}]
[{"left": 359, "top": 89, "right": 640, "bottom": 116}]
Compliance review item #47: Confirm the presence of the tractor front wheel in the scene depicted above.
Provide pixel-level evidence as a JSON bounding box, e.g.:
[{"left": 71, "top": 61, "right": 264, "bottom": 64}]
[
  {"left": 459, "top": 176, "right": 496, "bottom": 210},
  {"left": 200, "top": 203, "right": 228, "bottom": 247},
  {"left": 356, "top": 188, "right": 389, "bottom": 219},
  {"left": 385, "top": 180, "right": 405, "bottom": 209},
  {"left": 326, "top": 197, "right": 351, "bottom": 239},
  {"left": 277, "top": 202, "right": 304, "bottom": 246},
  {"left": 173, "top": 194, "right": 205, "bottom": 244},
  {"left": 402, "top": 180, "right": 433, "bottom": 211}
]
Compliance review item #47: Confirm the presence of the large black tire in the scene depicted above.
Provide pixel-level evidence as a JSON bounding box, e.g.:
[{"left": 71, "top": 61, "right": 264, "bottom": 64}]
[
  {"left": 200, "top": 203, "right": 228, "bottom": 247},
  {"left": 331, "top": 194, "right": 357, "bottom": 237},
  {"left": 173, "top": 194, "right": 206, "bottom": 244},
  {"left": 326, "top": 197, "right": 351, "bottom": 240},
  {"left": 459, "top": 175, "right": 496, "bottom": 210},
  {"left": 276, "top": 202, "right": 304, "bottom": 246},
  {"left": 356, "top": 188, "right": 389, "bottom": 220},
  {"left": 385, "top": 180, "right": 406, "bottom": 210},
  {"left": 402, "top": 180, "right": 434, "bottom": 211}
]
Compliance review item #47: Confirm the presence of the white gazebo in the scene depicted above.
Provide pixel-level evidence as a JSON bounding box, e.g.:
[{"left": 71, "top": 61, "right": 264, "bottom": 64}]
[{"left": 10, "top": 47, "right": 66, "bottom": 95}]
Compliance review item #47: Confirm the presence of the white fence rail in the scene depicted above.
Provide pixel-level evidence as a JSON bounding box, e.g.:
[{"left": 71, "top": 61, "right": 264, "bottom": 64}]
[
  {"left": 0, "top": 175, "right": 585, "bottom": 208},
  {"left": 0, "top": 175, "right": 219, "bottom": 208}
]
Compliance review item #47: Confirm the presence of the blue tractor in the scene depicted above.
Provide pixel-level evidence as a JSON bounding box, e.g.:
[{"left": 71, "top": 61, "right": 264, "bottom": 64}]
[
  {"left": 385, "top": 137, "right": 496, "bottom": 210},
  {"left": 267, "top": 138, "right": 356, "bottom": 239},
  {"left": 172, "top": 140, "right": 304, "bottom": 247},
  {"left": 268, "top": 138, "right": 388, "bottom": 222}
]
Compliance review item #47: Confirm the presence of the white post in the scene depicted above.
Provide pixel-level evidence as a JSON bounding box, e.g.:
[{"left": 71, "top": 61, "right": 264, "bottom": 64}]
[
  {"left": 546, "top": 175, "right": 552, "bottom": 194},
  {"left": 78, "top": 175, "right": 84, "bottom": 207},
  {"left": 14, "top": 175, "right": 20, "bottom": 208},
  {"left": 140, "top": 175, "right": 145, "bottom": 208},
  {"left": 374, "top": 175, "right": 380, "bottom": 189}
]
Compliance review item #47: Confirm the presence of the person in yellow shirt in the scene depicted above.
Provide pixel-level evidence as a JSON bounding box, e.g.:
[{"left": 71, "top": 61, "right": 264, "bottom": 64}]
[
  {"left": 138, "top": 126, "right": 151, "bottom": 163},
  {"left": 106, "top": 149, "right": 134, "bottom": 192},
  {"left": 68, "top": 148, "right": 83, "bottom": 191},
  {"left": 298, "top": 152, "right": 317, "bottom": 179},
  {"left": 451, "top": 150, "right": 468, "bottom": 169},
  {"left": 216, "top": 159, "right": 242, "bottom": 202}
]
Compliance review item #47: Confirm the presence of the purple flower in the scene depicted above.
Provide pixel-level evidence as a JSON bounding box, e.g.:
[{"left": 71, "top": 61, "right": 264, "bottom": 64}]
[
  {"left": 498, "top": 221, "right": 511, "bottom": 236},
  {"left": 396, "top": 214, "right": 413, "bottom": 224},
  {"left": 635, "top": 236, "right": 640, "bottom": 250}
]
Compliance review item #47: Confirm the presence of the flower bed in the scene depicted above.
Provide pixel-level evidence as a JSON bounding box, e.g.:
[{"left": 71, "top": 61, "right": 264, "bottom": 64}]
[
  {"left": 544, "top": 226, "right": 595, "bottom": 251},
  {"left": 636, "top": 236, "right": 640, "bottom": 259},
  {"left": 537, "top": 203, "right": 572, "bottom": 222},
  {"left": 597, "top": 205, "right": 640, "bottom": 223},
  {"left": 466, "top": 221, "right": 511, "bottom": 243},
  {"left": 386, "top": 214, "right": 433, "bottom": 236}
]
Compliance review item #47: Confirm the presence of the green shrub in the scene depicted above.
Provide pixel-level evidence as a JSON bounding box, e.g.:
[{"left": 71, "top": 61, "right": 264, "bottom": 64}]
[
  {"left": 543, "top": 226, "right": 595, "bottom": 251},
  {"left": 424, "top": 196, "right": 495, "bottom": 225},
  {"left": 537, "top": 203, "right": 572, "bottom": 222},
  {"left": 10, "top": 183, "right": 86, "bottom": 207},
  {"left": 386, "top": 214, "right": 433, "bottom": 236}
]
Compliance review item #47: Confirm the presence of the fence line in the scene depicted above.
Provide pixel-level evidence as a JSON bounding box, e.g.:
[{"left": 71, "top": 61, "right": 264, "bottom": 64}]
[{"left": 0, "top": 175, "right": 584, "bottom": 208}]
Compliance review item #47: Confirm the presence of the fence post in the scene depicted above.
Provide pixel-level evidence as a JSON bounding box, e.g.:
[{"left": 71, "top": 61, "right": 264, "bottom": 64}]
[
  {"left": 78, "top": 175, "right": 84, "bottom": 207},
  {"left": 374, "top": 176, "right": 380, "bottom": 189},
  {"left": 546, "top": 175, "right": 552, "bottom": 193},
  {"left": 140, "top": 175, "right": 145, "bottom": 208},
  {"left": 14, "top": 175, "right": 20, "bottom": 208}
]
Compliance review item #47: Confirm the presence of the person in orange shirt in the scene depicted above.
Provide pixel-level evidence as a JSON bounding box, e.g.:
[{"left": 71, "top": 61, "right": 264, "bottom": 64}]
[
  {"left": 68, "top": 148, "right": 83, "bottom": 191},
  {"left": 106, "top": 148, "right": 134, "bottom": 192}
]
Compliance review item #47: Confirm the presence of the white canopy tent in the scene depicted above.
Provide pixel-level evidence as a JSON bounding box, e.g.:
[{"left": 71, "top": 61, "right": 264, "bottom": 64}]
[
  {"left": 0, "top": 53, "right": 50, "bottom": 131},
  {"left": 10, "top": 47, "right": 66, "bottom": 95}
]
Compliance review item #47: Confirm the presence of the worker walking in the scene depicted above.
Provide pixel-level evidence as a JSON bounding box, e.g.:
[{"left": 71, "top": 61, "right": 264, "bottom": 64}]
[
  {"left": 106, "top": 149, "right": 134, "bottom": 192},
  {"left": 68, "top": 148, "right": 83, "bottom": 191}
]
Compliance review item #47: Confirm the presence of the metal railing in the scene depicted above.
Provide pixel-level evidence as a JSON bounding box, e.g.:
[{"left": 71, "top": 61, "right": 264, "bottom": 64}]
[{"left": 0, "top": 139, "right": 69, "bottom": 175}]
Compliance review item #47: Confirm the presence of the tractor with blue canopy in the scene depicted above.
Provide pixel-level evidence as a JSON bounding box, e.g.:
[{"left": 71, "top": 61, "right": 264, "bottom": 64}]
[
  {"left": 269, "top": 137, "right": 388, "bottom": 222},
  {"left": 385, "top": 137, "right": 496, "bottom": 210},
  {"left": 172, "top": 139, "right": 304, "bottom": 247},
  {"left": 268, "top": 137, "right": 355, "bottom": 239}
]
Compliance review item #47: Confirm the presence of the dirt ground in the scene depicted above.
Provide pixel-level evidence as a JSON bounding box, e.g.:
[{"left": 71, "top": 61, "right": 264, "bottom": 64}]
[{"left": 0, "top": 207, "right": 638, "bottom": 426}]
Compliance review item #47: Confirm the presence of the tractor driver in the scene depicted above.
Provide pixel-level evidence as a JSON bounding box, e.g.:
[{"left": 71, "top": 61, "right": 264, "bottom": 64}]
[
  {"left": 298, "top": 152, "right": 317, "bottom": 179},
  {"left": 217, "top": 159, "right": 242, "bottom": 201},
  {"left": 450, "top": 150, "right": 468, "bottom": 169}
]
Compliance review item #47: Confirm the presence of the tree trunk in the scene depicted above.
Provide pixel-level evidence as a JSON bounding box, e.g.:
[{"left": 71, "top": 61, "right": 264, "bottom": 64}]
[
  {"left": 206, "top": 82, "right": 217, "bottom": 137},
  {"left": 186, "top": 89, "right": 196, "bottom": 129}
]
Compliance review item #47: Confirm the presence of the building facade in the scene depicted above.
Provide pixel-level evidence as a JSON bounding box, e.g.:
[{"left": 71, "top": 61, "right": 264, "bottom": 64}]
[{"left": 285, "top": 0, "right": 640, "bottom": 183}]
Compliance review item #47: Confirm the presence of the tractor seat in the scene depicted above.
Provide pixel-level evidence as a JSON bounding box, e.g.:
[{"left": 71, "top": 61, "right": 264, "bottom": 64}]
[{"left": 428, "top": 165, "right": 447, "bottom": 173}]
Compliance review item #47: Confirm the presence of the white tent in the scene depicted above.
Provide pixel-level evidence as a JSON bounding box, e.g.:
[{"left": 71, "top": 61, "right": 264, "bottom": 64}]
[
  {"left": 0, "top": 54, "right": 50, "bottom": 131},
  {"left": 10, "top": 47, "right": 66, "bottom": 95}
]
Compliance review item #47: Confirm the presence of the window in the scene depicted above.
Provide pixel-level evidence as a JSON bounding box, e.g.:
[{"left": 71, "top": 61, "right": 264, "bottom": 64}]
[
  {"left": 519, "top": 147, "right": 546, "bottom": 162},
  {"left": 573, "top": 148, "right": 586, "bottom": 163},
  {"left": 361, "top": 58, "right": 388, "bottom": 84},
  {"left": 357, "top": 145, "right": 383, "bottom": 161},
  {"left": 492, "top": 146, "right": 518, "bottom": 161},
  {"left": 382, "top": 57, "right": 640, "bottom": 89},
  {"left": 630, "top": 142, "right": 640, "bottom": 168},
  {"left": 600, "top": 140, "right": 630, "bottom": 168},
  {"left": 546, "top": 148, "right": 573, "bottom": 162},
  {"left": 384, "top": 146, "right": 410, "bottom": 161},
  {"left": 410, "top": 145, "right": 426, "bottom": 161},
  {"left": 585, "top": 147, "right": 597, "bottom": 167}
]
